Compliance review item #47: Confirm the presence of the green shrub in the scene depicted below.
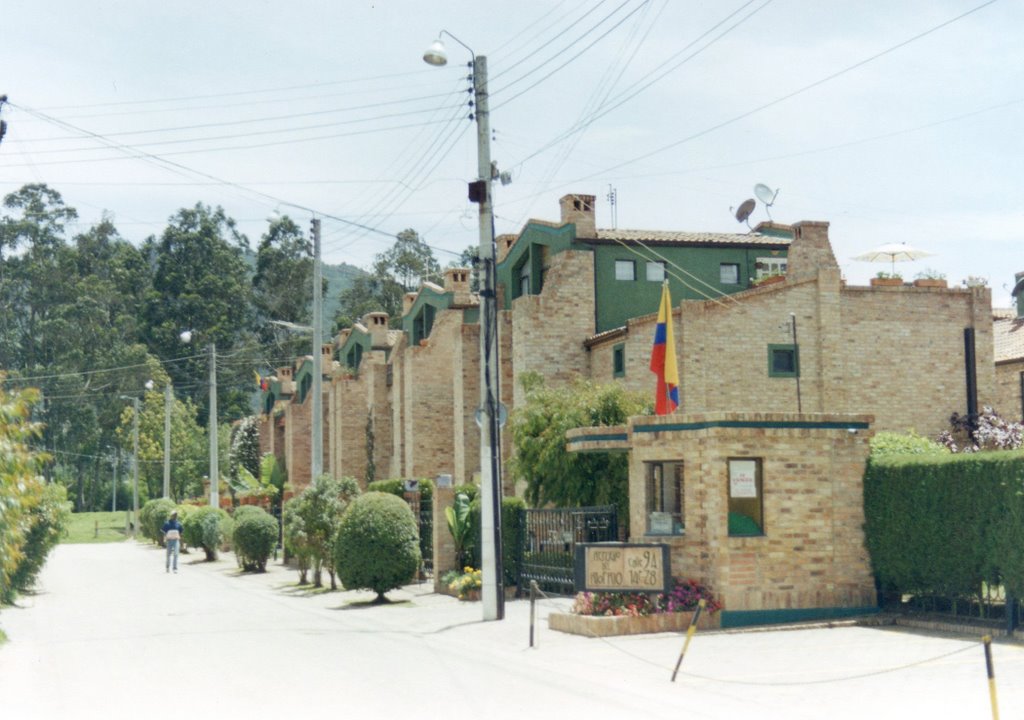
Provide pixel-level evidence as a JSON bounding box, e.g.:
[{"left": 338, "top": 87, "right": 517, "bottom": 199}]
[
  {"left": 282, "top": 495, "right": 312, "bottom": 584},
  {"left": 231, "top": 505, "right": 266, "bottom": 525},
  {"left": 864, "top": 450, "right": 1024, "bottom": 605},
  {"left": 183, "top": 506, "right": 231, "bottom": 561},
  {"left": 333, "top": 492, "right": 421, "bottom": 602},
  {"left": 232, "top": 508, "right": 278, "bottom": 572},
  {"left": 870, "top": 430, "right": 948, "bottom": 458},
  {"left": 468, "top": 495, "right": 526, "bottom": 587},
  {"left": 285, "top": 475, "right": 358, "bottom": 589},
  {"left": 3, "top": 484, "right": 70, "bottom": 604},
  {"left": 139, "top": 498, "right": 177, "bottom": 544}
]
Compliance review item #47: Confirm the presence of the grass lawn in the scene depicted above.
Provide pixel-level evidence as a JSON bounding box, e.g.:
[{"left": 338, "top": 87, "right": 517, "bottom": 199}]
[{"left": 63, "top": 511, "right": 132, "bottom": 544}]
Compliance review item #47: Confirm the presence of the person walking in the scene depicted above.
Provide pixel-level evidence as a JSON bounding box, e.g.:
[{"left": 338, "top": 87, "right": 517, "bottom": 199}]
[{"left": 162, "top": 511, "right": 183, "bottom": 573}]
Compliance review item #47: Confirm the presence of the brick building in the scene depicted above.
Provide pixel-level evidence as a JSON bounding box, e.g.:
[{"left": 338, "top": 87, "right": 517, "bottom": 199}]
[{"left": 993, "top": 271, "right": 1024, "bottom": 422}]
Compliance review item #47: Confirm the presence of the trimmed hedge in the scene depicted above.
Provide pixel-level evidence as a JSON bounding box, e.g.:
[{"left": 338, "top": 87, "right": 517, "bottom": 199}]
[
  {"left": 864, "top": 450, "right": 1024, "bottom": 602},
  {"left": 468, "top": 495, "right": 526, "bottom": 587},
  {"left": 232, "top": 507, "right": 278, "bottom": 572},
  {"left": 139, "top": 498, "right": 177, "bottom": 544},
  {"left": 333, "top": 492, "right": 421, "bottom": 601}
]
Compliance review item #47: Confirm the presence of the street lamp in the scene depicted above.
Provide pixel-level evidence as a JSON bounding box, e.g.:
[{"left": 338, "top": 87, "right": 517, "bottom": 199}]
[
  {"left": 424, "top": 31, "right": 505, "bottom": 621},
  {"left": 181, "top": 330, "right": 219, "bottom": 508}
]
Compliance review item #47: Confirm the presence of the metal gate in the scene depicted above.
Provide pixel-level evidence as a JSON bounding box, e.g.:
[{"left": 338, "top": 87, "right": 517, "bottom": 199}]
[{"left": 518, "top": 506, "right": 618, "bottom": 595}]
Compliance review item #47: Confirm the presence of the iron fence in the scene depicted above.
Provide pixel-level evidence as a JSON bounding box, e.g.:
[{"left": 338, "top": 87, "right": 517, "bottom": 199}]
[{"left": 518, "top": 506, "right": 618, "bottom": 595}]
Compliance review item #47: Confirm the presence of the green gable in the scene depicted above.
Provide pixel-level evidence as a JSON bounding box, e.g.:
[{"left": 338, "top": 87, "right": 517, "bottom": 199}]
[
  {"left": 496, "top": 222, "right": 579, "bottom": 308},
  {"left": 338, "top": 326, "right": 371, "bottom": 371}
]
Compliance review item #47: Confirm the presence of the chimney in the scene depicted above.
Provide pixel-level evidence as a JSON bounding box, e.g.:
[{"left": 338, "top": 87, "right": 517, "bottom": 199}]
[
  {"left": 559, "top": 194, "right": 596, "bottom": 238},
  {"left": 365, "top": 311, "right": 390, "bottom": 347},
  {"left": 277, "top": 366, "right": 293, "bottom": 381},
  {"left": 785, "top": 221, "right": 838, "bottom": 282},
  {"left": 321, "top": 343, "right": 333, "bottom": 370},
  {"left": 444, "top": 267, "right": 471, "bottom": 293},
  {"left": 1014, "top": 271, "right": 1024, "bottom": 319},
  {"left": 496, "top": 233, "right": 517, "bottom": 263},
  {"left": 402, "top": 291, "right": 418, "bottom": 317}
]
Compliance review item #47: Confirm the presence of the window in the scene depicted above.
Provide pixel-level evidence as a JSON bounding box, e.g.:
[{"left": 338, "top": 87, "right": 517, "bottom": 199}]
[
  {"left": 615, "top": 259, "right": 635, "bottom": 281},
  {"left": 719, "top": 263, "right": 740, "bottom": 285},
  {"left": 519, "top": 262, "right": 530, "bottom": 296},
  {"left": 728, "top": 458, "right": 764, "bottom": 536},
  {"left": 768, "top": 344, "right": 799, "bottom": 378},
  {"left": 612, "top": 343, "right": 625, "bottom": 378},
  {"left": 645, "top": 462, "right": 684, "bottom": 535},
  {"left": 646, "top": 261, "right": 667, "bottom": 282},
  {"left": 756, "top": 257, "right": 788, "bottom": 279}
]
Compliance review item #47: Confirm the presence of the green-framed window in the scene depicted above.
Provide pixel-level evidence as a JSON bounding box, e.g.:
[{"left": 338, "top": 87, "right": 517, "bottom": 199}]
[
  {"left": 612, "top": 343, "right": 626, "bottom": 378},
  {"left": 767, "top": 344, "right": 799, "bottom": 378},
  {"left": 728, "top": 457, "right": 764, "bottom": 537}
]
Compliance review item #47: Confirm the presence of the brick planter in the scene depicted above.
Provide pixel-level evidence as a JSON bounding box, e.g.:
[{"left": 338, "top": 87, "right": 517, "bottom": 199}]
[
  {"left": 549, "top": 610, "right": 718, "bottom": 637},
  {"left": 870, "top": 277, "right": 903, "bottom": 287},
  {"left": 912, "top": 279, "right": 947, "bottom": 288}
]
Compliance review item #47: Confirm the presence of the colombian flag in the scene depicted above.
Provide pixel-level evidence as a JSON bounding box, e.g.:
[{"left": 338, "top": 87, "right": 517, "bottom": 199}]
[{"left": 649, "top": 282, "right": 679, "bottom": 415}]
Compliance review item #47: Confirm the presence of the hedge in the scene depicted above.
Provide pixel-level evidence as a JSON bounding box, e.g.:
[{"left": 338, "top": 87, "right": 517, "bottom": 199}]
[
  {"left": 864, "top": 450, "right": 1024, "bottom": 602},
  {"left": 468, "top": 496, "right": 526, "bottom": 587}
]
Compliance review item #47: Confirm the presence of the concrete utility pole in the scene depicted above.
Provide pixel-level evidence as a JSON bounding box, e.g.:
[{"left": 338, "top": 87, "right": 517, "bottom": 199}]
[
  {"left": 425, "top": 33, "right": 505, "bottom": 621},
  {"left": 111, "top": 452, "right": 118, "bottom": 513},
  {"left": 163, "top": 383, "right": 172, "bottom": 499},
  {"left": 311, "top": 217, "right": 324, "bottom": 481},
  {"left": 209, "top": 342, "right": 218, "bottom": 508},
  {"left": 118, "top": 396, "right": 141, "bottom": 537}
]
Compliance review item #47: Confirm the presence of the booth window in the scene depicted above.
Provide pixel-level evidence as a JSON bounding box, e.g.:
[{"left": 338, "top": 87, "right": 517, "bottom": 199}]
[
  {"left": 720, "top": 263, "right": 740, "bottom": 284},
  {"left": 645, "top": 461, "right": 684, "bottom": 535},
  {"left": 646, "top": 261, "right": 667, "bottom": 282},
  {"left": 728, "top": 458, "right": 764, "bottom": 536}
]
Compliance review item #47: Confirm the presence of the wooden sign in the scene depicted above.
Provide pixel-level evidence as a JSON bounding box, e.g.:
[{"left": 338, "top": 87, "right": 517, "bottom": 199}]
[{"left": 574, "top": 543, "right": 671, "bottom": 593}]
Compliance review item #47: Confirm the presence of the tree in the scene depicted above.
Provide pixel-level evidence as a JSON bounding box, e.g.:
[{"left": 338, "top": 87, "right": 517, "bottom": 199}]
[
  {"left": 509, "top": 373, "right": 651, "bottom": 530},
  {"left": 287, "top": 475, "right": 360, "bottom": 588},
  {"left": 334, "top": 228, "right": 440, "bottom": 328},
  {"left": 252, "top": 215, "right": 318, "bottom": 359},
  {"left": 142, "top": 203, "right": 257, "bottom": 424}
]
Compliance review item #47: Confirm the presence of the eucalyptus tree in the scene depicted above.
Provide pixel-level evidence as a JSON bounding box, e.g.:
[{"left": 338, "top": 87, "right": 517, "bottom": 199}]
[{"left": 252, "top": 214, "right": 315, "bottom": 360}]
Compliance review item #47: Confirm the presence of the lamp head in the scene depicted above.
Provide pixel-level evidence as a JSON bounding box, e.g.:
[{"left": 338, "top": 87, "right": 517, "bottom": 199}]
[
  {"left": 423, "top": 39, "right": 448, "bottom": 66},
  {"left": 145, "top": 380, "right": 154, "bottom": 391},
  {"left": 179, "top": 330, "right": 193, "bottom": 344}
]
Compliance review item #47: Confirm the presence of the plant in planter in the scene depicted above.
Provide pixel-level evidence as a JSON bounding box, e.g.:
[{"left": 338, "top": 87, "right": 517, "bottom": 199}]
[
  {"left": 871, "top": 271, "right": 903, "bottom": 286},
  {"left": 751, "top": 273, "right": 785, "bottom": 287},
  {"left": 445, "top": 492, "right": 474, "bottom": 569},
  {"left": 446, "top": 566, "right": 482, "bottom": 600},
  {"left": 913, "top": 269, "right": 947, "bottom": 287}
]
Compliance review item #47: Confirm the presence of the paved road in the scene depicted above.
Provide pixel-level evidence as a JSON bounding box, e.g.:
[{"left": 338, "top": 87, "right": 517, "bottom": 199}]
[{"left": 2, "top": 542, "right": 1023, "bottom": 719}]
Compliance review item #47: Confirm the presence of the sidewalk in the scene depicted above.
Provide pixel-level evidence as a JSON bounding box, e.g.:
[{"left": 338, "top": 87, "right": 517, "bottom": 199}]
[{"left": 2, "top": 542, "right": 1023, "bottom": 719}]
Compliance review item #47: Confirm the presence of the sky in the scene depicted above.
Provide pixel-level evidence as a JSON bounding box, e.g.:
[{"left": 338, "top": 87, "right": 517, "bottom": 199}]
[{"left": 2, "top": 0, "right": 1021, "bottom": 307}]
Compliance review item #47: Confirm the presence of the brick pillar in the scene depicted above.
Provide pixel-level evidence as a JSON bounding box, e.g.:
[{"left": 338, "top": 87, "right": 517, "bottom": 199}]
[{"left": 433, "top": 486, "right": 456, "bottom": 593}]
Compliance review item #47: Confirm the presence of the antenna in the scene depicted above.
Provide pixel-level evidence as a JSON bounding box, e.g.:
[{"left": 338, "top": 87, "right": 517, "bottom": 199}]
[
  {"left": 754, "top": 183, "right": 779, "bottom": 220},
  {"left": 606, "top": 184, "right": 618, "bottom": 229},
  {"left": 733, "top": 198, "right": 756, "bottom": 229}
]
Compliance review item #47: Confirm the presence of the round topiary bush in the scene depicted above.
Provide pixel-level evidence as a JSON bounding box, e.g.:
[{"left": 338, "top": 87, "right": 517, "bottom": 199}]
[
  {"left": 140, "top": 498, "right": 177, "bottom": 544},
  {"left": 333, "top": 491, "right": 421, "bottom": 602},
  {"left": 183, "top": 506, "right": 231, "bottom": 561},
  {"left": 232, "top": 507, "right": 278, "bottom": 572}
]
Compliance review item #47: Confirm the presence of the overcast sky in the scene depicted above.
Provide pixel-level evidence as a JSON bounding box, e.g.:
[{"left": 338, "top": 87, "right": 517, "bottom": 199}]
[{"left": 2, "top": 0, "right": 1020, "bottom": 306}]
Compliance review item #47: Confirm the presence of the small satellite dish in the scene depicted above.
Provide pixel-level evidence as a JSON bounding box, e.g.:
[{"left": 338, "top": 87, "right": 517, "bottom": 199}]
[
  {"left": 734, "top": 198, "right": 756, "bottom": 226},
  {"left": 754, "top": 184, "right": 779, "bottom": 221}
]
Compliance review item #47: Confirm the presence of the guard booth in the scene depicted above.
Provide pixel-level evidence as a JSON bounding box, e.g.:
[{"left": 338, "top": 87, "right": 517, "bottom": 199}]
[{"left": 566, "top": 412, "right": 878, "bottom": 628}]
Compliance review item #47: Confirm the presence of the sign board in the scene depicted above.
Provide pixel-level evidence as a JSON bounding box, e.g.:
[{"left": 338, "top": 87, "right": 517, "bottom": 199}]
[
  {"left": 435, "top": 473, "right": 453, "bottom": 488},
  {"left": 729, "top": 459, "right": 757, "bottom": 498},
  {"left": 574, "top": 543, "right": 671, "bottom": 594},
  {"left": 403, "top": 479, "right": 420, "bottom": 493}
]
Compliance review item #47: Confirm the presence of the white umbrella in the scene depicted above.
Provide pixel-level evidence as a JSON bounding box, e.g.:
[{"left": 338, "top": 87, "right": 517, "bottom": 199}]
[{"left": 852, "top": 242, "right": 934, "bottom": 276}]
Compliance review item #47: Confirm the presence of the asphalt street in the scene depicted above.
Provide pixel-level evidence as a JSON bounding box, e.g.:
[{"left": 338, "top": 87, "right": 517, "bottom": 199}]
[{"left": 1, "top": 542, "right": 1022, "bottom": 719}]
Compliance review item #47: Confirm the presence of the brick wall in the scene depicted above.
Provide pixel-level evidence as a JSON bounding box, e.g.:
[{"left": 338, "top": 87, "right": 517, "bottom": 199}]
[
  {"left": 627, "top": 412, "right": 876, "bottom": 614},
  {"left": 591, "top": 271, "right": 995, "bottom": 435},
  {"left": 402, "top": 313, "right": 457, "bottom": 479},
  {"left": 995, "top": 360, "right": 1024, "bottom": 422},
  {"left": 511, "top": 249, "right": 595, "bottom": 409}
]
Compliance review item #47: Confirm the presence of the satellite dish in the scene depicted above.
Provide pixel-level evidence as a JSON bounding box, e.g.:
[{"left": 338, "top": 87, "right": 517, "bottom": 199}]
[
  {"left": 754, "top": 184, "right": 779, "bottom": 220},
  {"left": 734, "top": 198, "right": 756, "bottom": 226}
]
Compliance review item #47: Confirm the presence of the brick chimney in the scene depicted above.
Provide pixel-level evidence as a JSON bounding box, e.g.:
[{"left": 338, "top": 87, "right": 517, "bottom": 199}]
[
  {"left": 496, "top": 234, "right": 518, "bottom": 263},
  {"left": 444, "top": 267, "right": 471, "bottom": 293},
  {"left": 365, "top": 311, "right": 390, "bottom": 347},
  {"left": 785, "top": 221, "right": 838, "bottom": 282},
  {"left": 402, "top": 291, "right": 418, "bottom": 317},
  {"left": 559, "top": 193, "right": 596, "bottom": 238},
  {"left": 320, "top": 343, "right": 333, "bottom": 370}
]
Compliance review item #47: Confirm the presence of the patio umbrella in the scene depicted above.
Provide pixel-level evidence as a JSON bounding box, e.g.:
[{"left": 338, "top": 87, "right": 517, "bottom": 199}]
[{"left": 852, "top": 242, "right": 934, "bottom": 276}]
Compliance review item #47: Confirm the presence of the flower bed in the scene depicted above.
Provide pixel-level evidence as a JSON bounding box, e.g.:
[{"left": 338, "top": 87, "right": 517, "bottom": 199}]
[{"left": 549, "top": 579, "right": 721, "bottom": 637}]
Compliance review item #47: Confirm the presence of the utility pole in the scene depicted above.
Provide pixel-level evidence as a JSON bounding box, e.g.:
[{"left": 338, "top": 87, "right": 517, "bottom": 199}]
[
  {"left": 111, "top": 452, "right": 118, "bottom": 512},
  {"left": 132, "top": 397, "right": 139, "bottom": 537},
  {"left": 209, "top": 342, "right": 218, "bottom": 508},
  {"left": 163, "top": 383, "right": 172, "bottom": 499},
  {"left": 311, "top": 218, "right": 324, "bottom": 482}
]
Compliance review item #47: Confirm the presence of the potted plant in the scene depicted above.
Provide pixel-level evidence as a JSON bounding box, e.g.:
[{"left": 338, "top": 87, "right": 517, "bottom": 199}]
[
  {"left": 870, "top": 271, "right": 903, "bottom": 287},
  {"left": 751, "top": 273, "right": 786, "bottom": 287},
  {"left": 913, "top": 269, "right": 947, "bottom": 288}
]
